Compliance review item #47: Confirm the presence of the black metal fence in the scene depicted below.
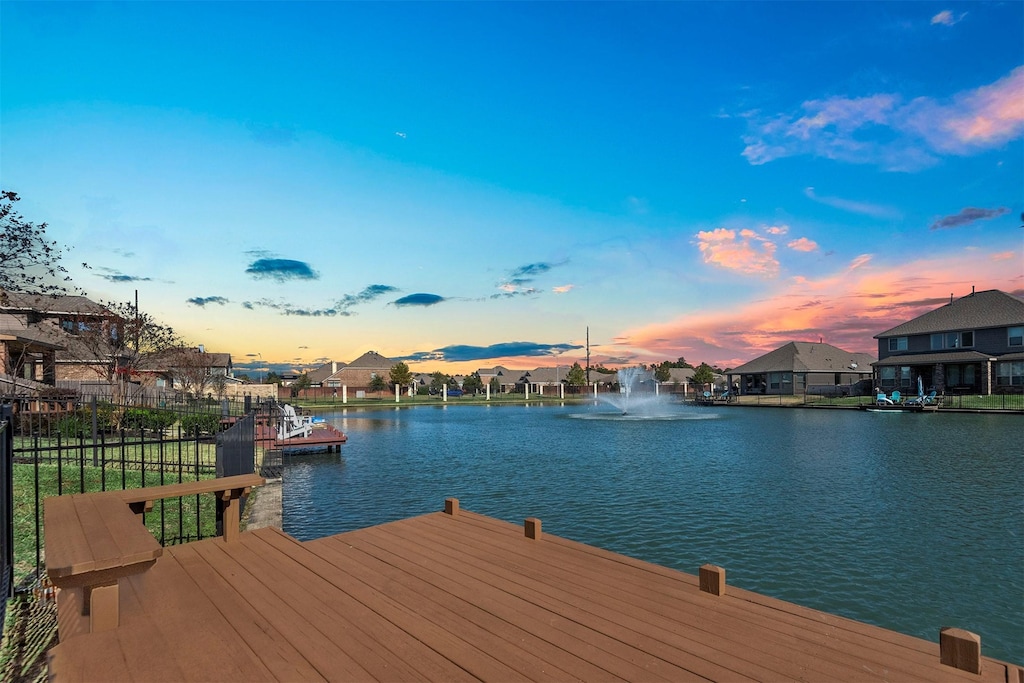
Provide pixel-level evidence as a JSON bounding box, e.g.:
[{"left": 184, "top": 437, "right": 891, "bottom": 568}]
[
  {"left": 10, "top": 400, "right": 259, "bottom": 588},
  {"left": 1, "top": 405, "right": 14, "bottom": 626}
]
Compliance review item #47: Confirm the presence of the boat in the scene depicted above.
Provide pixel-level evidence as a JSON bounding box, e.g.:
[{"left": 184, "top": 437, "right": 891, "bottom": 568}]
[{"left": 860, "top": 403, "right": 926, "bottom": 413}]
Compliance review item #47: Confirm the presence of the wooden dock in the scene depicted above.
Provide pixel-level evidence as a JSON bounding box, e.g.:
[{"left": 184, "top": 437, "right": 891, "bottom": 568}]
[
  {"left": 46, "top": 493, "right": 1020, "bottom": 682},
  {"left": 256, "top": 423, "right": 347, "bottom": 453}
]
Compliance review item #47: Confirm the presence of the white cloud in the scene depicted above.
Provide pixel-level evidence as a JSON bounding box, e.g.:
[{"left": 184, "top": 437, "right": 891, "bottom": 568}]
[{"left": 742, "top": 66, "right": 1024, "bottom": 170}]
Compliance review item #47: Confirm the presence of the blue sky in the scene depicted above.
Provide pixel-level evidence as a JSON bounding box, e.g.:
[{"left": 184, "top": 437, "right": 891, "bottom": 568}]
[{"left": 3, "top": 1, "right": 1021, "bottom": 375}]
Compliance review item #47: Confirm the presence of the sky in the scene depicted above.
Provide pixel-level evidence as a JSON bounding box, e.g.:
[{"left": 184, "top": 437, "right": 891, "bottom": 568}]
[{"left": 2, "top": 1, "right": 1022, "bottom": 377}]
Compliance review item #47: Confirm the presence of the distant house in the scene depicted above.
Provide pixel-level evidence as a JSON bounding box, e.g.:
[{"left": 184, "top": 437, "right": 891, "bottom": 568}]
[
  {"left": 476, "top": 366, "right": 525, "bottom": 393},
  {"left": 727, "top": 342, "right": 875, "bottom": 395},
  {"left": 307, "top": 361, "right": 347, "bottom": 387},
  {"left": 873, "top": 289, "right": 1024, "bottom": 395},
  {"left": 322, "top": 351, "right": 395, "bottom": 388},
  {"left": 138, "top": 346, "right": 233, "bottom": 395}
]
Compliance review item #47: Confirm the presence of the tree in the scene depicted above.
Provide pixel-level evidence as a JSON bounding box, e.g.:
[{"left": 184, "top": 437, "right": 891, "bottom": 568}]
[
  {"left": 264, "top": 371, "right": 282, "bottom": 385},
  {"left": 462, "top": 372, "right": 484, "bottom": 394},
  {"left": 691, "top": 363, "right": 716, "bottom": 388},
  {"left": 368, "top": 373, "right": 387, "bottom": 396},
  {"left": 489, "top": 376, "right": 501, "bottom": 395},
  {"left": 290, "top": 373, "right": 311, "bottom": 397},
  {"left": 428, "top": 371, "right": 449, "bottom": 394},
  {"left": 389, "top": 362, "right": 413, "bottom": 391},
  {"left": 167, "top": 346, "right": 221, "bottom": 398},
  {"left": 72, "top": 299, "right": 178, "bottom": 392},
  {"left": 653, "top": 362, "right": 672, "bottom": 383},
  {"left": 0, "top": 190, "right": 80, "bottom": 301},
  {"left": 566, "top": 362, "right": 587, "bottom": 391}
]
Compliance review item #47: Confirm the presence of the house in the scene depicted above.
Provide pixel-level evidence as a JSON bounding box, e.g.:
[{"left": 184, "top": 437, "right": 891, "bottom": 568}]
[
  {"left": 873, "top": 288, "right": 1024, "bottom": 395},
  {"left": 137, "top": 346, "right": 234, "bottom": 395},
  {"left": 306, "top": 360, "right": 347, "bottom": 387},
  {"left": 0, "top": 291, "right": 120, "bottom": 386},
  {"left": 476, "top": 366, "right": 527, "bottom": 393},
  {"left": 321, "top": 350, "right": 395, "bottom": 388},
  {"left": 727, "top": 342, "right": 875, "bottom": 395}
]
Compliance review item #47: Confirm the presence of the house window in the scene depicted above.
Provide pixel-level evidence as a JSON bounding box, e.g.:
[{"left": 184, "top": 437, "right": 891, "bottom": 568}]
[
  {"left": 879, "top": 367, "right": 895, "bottom": 389},
  {"left": 996, "top": 361, "right": 1024, "bottom": 386},
  {"left": 888, "top": 337, "right": 907, "bottom": 352},
  {"left": 900, "top": 366, "right": 912, "bottom": 388},
  {"left": 1009, "top": 327, "right": 1024, "bottom": 347},
  {"left": 931, "top": 331, "right": 975, "bottom": 349},
  {"left": 946, "top": 364, "right": 976, "bottom": 387}
]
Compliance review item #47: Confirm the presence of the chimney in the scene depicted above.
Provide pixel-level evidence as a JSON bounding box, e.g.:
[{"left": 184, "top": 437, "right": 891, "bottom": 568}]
[
  {"left": 950, "top": 293, "right": 954, "bottom": 305},
  {"left": 332, "top": 361, "right": 337, "bottom": 373},
  {"left": 198, "top": 344, "right": 205, "bottom": 353},
  {"left": 971, "top": 285, "right": 975, "bottom": 296}
]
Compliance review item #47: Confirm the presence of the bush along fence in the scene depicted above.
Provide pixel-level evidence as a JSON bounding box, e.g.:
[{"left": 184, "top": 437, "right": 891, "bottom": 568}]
[{"left": 5, "top": 399, "right": 258, "bottom": 591}]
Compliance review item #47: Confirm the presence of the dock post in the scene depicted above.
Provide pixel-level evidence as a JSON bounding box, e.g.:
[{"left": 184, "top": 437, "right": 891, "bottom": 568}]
[
  {"left": 486, "top": 384, "right": 490, "bottom": 401},
  {"left": 444, "top": 498, "right": 459, "bottom": 516},
  {"left": 699, "top": 564, "right": 726, "bottom": 596},
  {"left": 524, "top": 517, "right": 542, "bottom": 539},
  {"left": 939, "top": 627, "right": 982, "bottom": 674},
  {"left": 342, "top": 385, "right": 347, "bottom": 404},
  {"left": 395, "top": 384, "right": 400, "bottom": 403}
]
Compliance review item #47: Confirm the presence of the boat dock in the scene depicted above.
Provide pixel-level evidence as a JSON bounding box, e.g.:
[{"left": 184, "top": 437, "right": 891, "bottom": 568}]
[
  {"left": 256, "top": 423, "right": 348, "bottom": 453},
  {"left": 45, "top": 487, "right": 1020, "bottom": 682}
]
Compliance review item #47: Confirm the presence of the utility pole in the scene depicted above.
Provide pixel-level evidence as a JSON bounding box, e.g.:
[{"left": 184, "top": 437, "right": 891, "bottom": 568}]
[{"left": 586, "top": 326, "right": 591, "bottom": 384}]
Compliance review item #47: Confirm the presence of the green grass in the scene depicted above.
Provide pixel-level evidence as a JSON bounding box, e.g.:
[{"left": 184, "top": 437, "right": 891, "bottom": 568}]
[{"left": 12, "top": 462, "right": 218, "bottom": 587}]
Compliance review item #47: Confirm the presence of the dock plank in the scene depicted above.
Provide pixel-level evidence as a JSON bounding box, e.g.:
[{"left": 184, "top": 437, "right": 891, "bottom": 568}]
[{"left": 46, "top": 504, "right": 1014, "bottom": 682}]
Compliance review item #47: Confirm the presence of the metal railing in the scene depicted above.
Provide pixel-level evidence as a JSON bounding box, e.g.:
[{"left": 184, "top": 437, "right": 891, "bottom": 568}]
[{"left": 11, "top": 400, "right": 259, "bottom": 588}]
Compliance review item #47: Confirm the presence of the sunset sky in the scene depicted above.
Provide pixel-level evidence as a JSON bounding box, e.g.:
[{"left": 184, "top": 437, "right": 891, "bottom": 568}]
[{"left": 3, "top": 2, "right": 1022, "bottom": 376}]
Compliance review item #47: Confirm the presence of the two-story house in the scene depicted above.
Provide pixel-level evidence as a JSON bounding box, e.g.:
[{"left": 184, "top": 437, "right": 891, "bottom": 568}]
[
  {"left": 0, "top": 291, "right": 120, "bottom": 386},
  {"left": 873, "top": 288, "right": 1024, "bottom": 395}
]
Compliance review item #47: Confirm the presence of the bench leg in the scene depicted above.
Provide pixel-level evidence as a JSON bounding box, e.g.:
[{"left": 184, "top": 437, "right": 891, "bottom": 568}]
[{"left": 85, "top": 581, "right": 120, "bottom": 632}]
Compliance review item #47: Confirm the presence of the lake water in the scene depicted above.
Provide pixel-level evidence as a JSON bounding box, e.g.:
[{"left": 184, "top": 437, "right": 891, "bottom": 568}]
[{"left": 282, "top": 402, "right": 1024, "bottom": 664}]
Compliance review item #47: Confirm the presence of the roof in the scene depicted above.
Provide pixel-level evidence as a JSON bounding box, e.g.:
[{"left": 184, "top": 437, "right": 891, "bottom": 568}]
[
  {"left": 873, "top": 350, "right": 998, "bottom": 367},
  {"left": 0, "top": 290, "right": 112, "bottom": 316},
  {"left": 345, "top": 350, "right": 396, "bottom": 369},
  {"left": 875, "top": 289, "right": 1024, "bottom": 338},
  {"left": 729, "top": 341, "right": 876, "bottom": 375},
  {"left": 307, "top": 361, "right": 346, "bottom": 384}
]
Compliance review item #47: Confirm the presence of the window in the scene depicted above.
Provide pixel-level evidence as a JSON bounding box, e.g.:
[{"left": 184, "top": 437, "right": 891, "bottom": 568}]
[
  {"left": 879, "top": 366, "right": 896, "bottom": 389},
  {"left": 888, "top": 337, "right": 907, "bottom": 352},
  {"left": 900, "top": 366, "right": 912, "bottom": 388},
  {"left": 931, "top": 331, "right": 974, "bottom": 349},
  {"left": 1009, "top": 327, "right": 1024, "bottom": 347},
  {"left": 996, "top": 361, "right": 1024, "bottom": 386}
]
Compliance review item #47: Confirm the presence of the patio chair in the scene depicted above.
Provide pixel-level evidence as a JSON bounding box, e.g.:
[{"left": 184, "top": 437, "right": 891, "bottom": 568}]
[
  {"left": 875, "top": 392, "right": 893, "bottom": 405},
  {"left": 890, "top": 390, "right": 903, "bottom": 404},
  {"left": 908, "top": 390, "right": 938, "bottom": 406}
]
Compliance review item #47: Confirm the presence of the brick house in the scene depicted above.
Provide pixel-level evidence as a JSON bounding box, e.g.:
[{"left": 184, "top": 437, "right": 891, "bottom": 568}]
[
  {"left": 727, "top": 342, "right": 875, "bottom": 395},
  {"left": 872, "top": 288, "right": 1024, "bottom": 395},
  {"left": 0, "top": 291, "right": 121, "bottom": 386}
]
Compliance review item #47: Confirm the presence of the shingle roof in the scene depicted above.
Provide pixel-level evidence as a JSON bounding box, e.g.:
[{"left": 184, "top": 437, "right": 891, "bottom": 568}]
[
  {"left": 345, "top": 351, "right": 395, "bottom": 369},
  {"left": 729, "top": 342, "right": 876, "bottom": 374},
  {"left": 0, "top": 291, "right": 111, "bottom": 316},
  {"left": 875, "top": 289, "right": 1024, "bottom": 338}
]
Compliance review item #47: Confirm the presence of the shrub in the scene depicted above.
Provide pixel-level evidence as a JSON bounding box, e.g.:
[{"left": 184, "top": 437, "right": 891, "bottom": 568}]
[
  {"left": 179, "top": 412, "right": 221, "bottom": 436},
  {"left": 124, "top": 408, "right": 177, "bottom": 433}
]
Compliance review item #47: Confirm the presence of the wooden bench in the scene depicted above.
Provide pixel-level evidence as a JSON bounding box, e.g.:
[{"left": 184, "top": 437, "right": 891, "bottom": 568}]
[
  {"left": 111, "top": 473, "right": 264, "bottom": 543},
  {"left": 44, "top": 474, "right": 265, "bottom": 638}
]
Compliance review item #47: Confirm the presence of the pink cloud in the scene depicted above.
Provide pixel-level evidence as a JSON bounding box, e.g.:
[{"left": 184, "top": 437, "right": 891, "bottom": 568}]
[
  {"left": 787, "top": 237, "right": 819, "bottom": 252},
  {"left": 552, "top": 284, "right": 574, "bottom": 293},
  {"left": 742, "top": 66, "right": 1024, "bottom": 170},
  {"left": 614, "top": 249, "right": 1022, "bottom": 369},
  {"left": 695, "top": 227, "right": 779, "bottom": 277},
  {"left": 764, "top": 225, "right": 789, "bottom": 235}
]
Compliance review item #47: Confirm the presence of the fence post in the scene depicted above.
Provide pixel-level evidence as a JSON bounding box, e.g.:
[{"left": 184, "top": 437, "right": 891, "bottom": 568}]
[
  {"left": 1, "top": 405, "right": 14, "bottom": 617},
  {"left": 92, "top": 395, "right": 99, "bottom": 467}
]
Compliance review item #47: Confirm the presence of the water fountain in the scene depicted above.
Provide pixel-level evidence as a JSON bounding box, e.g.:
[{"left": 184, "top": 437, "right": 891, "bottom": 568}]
[{"left": 588, "top": 365, "right": 707, "bottom": 420}]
